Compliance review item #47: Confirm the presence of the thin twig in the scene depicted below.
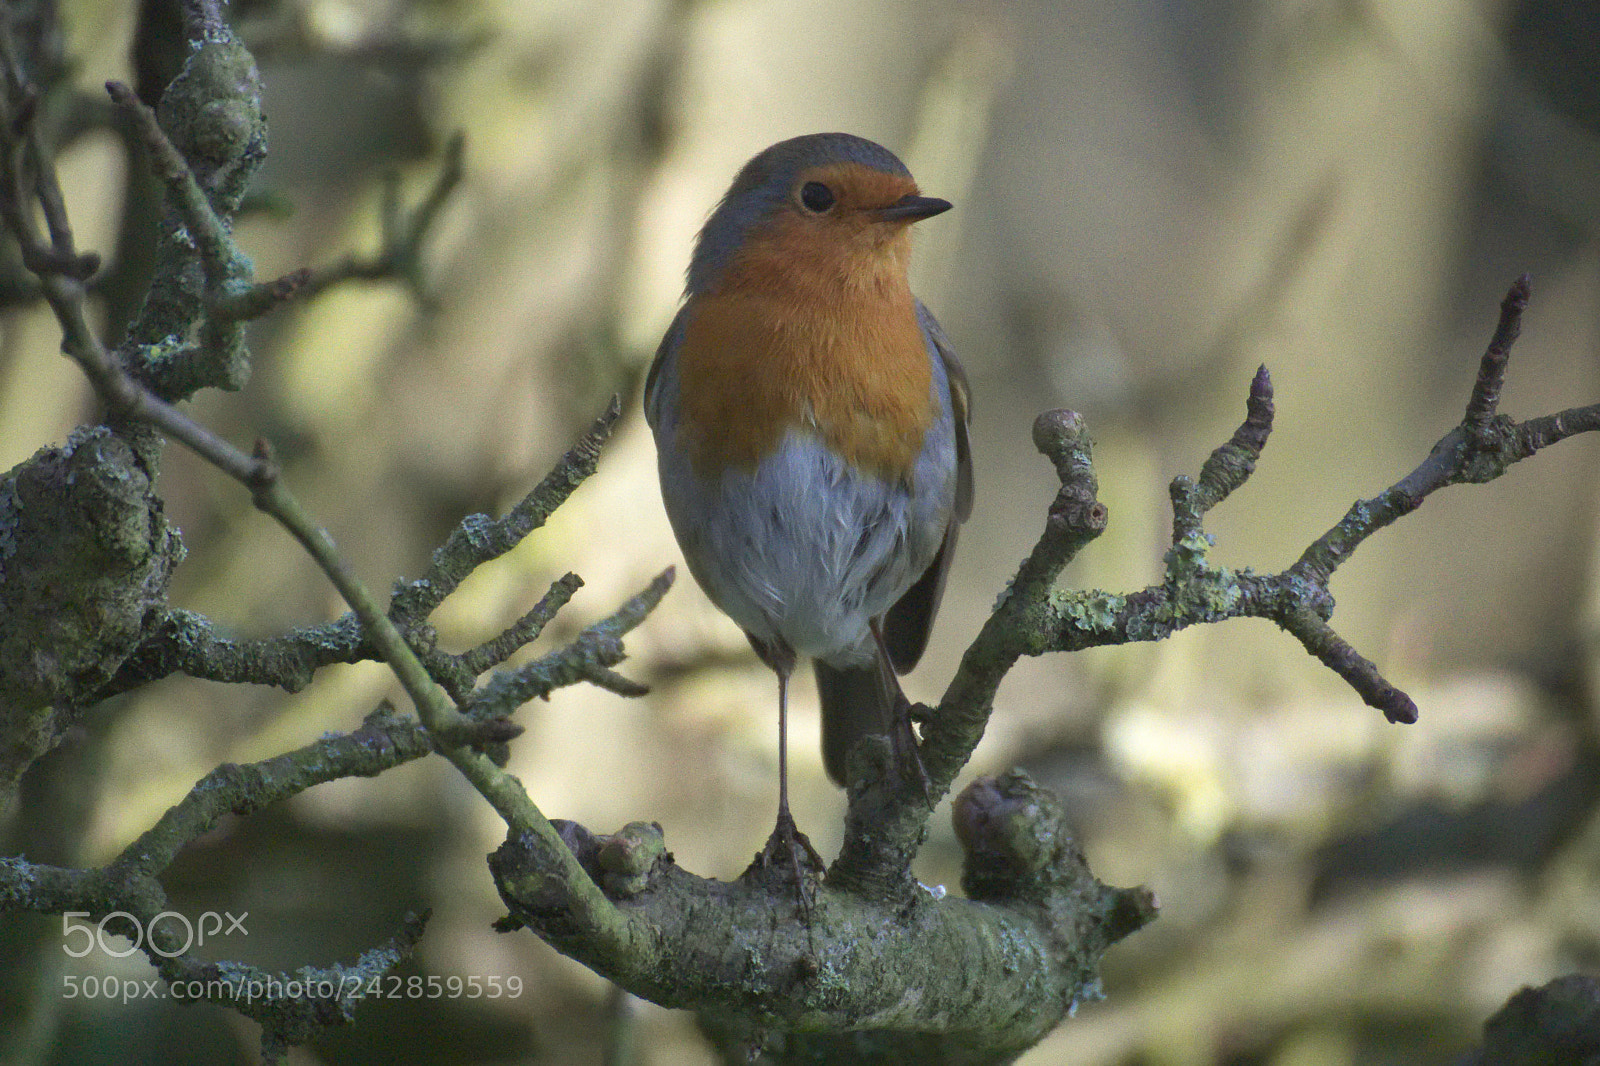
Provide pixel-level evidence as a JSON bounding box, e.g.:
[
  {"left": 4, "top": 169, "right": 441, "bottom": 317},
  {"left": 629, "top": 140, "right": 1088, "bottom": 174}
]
[
  {"left": 467, "top": 569, "right": 672, "bottom": 720},
  {"left": 394, "top": 397, "right": 623, "bottom": 619},
  {"left": 1464, "top": 273, "right": 1530, "bottom": 433},
  {"left": 107, "top": 80, "right": 241, "bottom": 291},
  {"left": 294, "top": 131, "right": 466, "bottom": 305},
  {"left": 460, "top": 573, "right": 585, "bottom": 675}
]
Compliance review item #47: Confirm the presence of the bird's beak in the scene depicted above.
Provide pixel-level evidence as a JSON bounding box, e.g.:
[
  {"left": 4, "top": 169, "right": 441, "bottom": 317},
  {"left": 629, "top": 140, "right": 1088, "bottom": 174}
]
[{"left": 874, "top": 194, "right": 952, "bottom": 223}]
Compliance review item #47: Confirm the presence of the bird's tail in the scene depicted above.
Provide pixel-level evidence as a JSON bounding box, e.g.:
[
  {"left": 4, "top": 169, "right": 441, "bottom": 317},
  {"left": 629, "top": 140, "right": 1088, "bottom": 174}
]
[{"left": 816, "top": 656, "right": 904, "bottom": 787}]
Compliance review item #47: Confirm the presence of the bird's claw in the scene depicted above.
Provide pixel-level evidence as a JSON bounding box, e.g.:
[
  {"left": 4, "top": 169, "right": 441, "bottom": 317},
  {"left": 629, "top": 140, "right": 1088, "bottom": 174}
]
[
  {"left": 893, "top": 696, "right": 935, "bottom": 805},
  {"left": 750, "top": 811, "right": 825, "bottom": 916}
]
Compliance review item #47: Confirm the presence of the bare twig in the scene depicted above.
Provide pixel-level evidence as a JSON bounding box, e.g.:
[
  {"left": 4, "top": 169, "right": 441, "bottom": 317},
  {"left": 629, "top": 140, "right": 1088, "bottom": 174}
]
[
  {"left": 292, "top": 130, "right": 466, "bottom": 306},
  {"left": 209, "top": 267, "right": 313, "bottom": 323},
  {"left": 1276, "top": 607, "right": 1417, "bottom": 723},
  {"left": 984, "top": 277, "right": 1595, "bottom": 735},
  {"left": 830, "top": 277, "right": 1600, "bottom": 898},
  {"left": 1463, "top": 273, "right": 1529, "bottom": 432},
  {"left": 460, "top": 573, "right": 586, "bottom": 675},
  {"left": 394, "top": 397, "right": 624, "bottom": 620},
  {"left": 107, "top": 79, "right": 245, "bottom": 291},
  {"left": 0, "top": 704, "right": 434, "bottom": 1043},
  {"left": 467, "top": 569, "right": 673, "bottom": 720},
  {"left": 1176, "top": 363, "right": 1275, "bottom": 533}
]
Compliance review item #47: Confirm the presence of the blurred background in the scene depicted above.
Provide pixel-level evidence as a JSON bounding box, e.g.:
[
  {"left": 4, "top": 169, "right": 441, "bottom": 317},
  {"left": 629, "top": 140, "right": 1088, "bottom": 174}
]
[{"left": 3, "top": 0, "right": 1599, "bottom": 1062}]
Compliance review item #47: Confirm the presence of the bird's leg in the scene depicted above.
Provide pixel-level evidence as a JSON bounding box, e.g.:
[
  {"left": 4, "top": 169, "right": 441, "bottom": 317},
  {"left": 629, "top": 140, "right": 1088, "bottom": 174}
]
[
  {"left": 762, "top": 665, "right": 825, "bottom": 879},
  {"left": 777, "top": 664, "right": 798, "bottom": 836},
  {"left": 870, "top": 619, "right": 933, "bottom": 802},
  {"left": 742, "top": 637, "right": 823, "bottom": 905}
]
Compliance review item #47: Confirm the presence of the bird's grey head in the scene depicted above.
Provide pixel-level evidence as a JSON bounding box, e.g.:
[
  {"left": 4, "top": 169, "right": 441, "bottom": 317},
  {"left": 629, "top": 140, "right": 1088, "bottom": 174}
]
[{"left": 686, "top": 133, "right": 913, "bottom": 296}]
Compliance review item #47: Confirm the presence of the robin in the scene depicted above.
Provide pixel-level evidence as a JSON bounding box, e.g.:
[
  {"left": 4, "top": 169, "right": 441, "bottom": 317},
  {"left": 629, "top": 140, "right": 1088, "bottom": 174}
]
[{"left": 644, "top": 132, "right": 972, "bottom": 873}]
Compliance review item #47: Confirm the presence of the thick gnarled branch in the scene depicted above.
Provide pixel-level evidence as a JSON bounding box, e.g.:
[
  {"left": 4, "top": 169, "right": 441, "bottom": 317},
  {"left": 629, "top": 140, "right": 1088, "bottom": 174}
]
[{"left": 492, "top": 771, "right": 1154, "bottom": 1063}]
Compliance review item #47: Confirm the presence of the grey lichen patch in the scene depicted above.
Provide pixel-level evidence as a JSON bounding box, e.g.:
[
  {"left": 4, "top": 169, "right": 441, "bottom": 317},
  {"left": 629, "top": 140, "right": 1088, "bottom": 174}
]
[
  {"left": 158, "top": 36, "right": 267, "bottom": 212},
  {"left": 0, "top": 428, "right": 184, "bottom": 716},
  {"left": 126, "top": 28, "right": 267, "bottom": 399},
  {"left": 128, "top": 335, "right": 194, "bottom": 379},
  {"left": 1276, "top": 570, "right": 1336, "bottom": 621},
  {"left": 1050, "top": 589, "right": 1124, "bottom": 633},
  {"left": 1170, "top": 563, "right": 1241, "bottom": 622},
  {"left": 1162, "top": 528, "right": 1215, "bottom": 577},
  {"left": 1457, "top": 415, "right": 1525, "bottom": 484}
]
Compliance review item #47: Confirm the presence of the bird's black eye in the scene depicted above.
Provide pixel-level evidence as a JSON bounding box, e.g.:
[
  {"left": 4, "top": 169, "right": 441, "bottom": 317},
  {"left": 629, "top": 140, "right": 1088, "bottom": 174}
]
[{"left": 799, "top": 181, "right": 836, "bottom": 213}]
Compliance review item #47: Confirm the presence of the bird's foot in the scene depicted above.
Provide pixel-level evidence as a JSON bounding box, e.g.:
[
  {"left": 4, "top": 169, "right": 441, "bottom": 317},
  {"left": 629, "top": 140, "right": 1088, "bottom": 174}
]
[
  {"left": 748, "top": 810, "right": 825, "bottom": 915},
  {"left": 893, "top": 696, "right": 935, "bottom": 805}
]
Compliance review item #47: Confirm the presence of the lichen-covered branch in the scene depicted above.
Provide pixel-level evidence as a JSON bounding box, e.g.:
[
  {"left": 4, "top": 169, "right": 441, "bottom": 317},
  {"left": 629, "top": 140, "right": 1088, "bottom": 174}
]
[
  {"left": 114, "top": 703, "right": 434, "bottom": 876},
  {"left": 0, "top": 0, "right": 472, "bottom": 799},
  {"left": 71, "top": 25, "right": 623, "bottom": 919},
  {"left": 99, "top": 608, "right": 369, "bottom": 697},
  {"left": 3, "top": 0, "right": 1595, "bottom": 1060},
  {"left": 929, "top": 275, "right": 1598, "bottom": 751},
  {"left": 824, "top": 408, "right": 1111, "bottom": 900},
  {"left": 103, "top": 399, "right": 638, "bottom": 703},
  {"left": 112, "top": 15, "right": 266, "bottom": 401},
  {"left": 492, "top": 771, "right": 1155, "bottom": 1065},
  {"left": 0, "top": 428, "right": 184, "bottom": 797},
  {"left": 1460, "top": 974, "right": 1600, "bottom": 1064}
]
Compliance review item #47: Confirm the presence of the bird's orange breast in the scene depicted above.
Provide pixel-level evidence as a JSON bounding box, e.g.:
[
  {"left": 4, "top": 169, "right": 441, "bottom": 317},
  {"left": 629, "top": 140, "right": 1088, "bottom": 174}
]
[{"left": 675, "top": 217, "right": 934, "bottom": 480}]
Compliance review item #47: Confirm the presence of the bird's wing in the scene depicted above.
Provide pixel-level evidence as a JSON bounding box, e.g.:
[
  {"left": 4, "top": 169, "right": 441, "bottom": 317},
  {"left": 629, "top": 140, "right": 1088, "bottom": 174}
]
[
  {"left": 642, "top": 302, "right": 693, "bottom": 430},
  {"left": 881, "top": 302, "right": 973, "bottom": 674}
]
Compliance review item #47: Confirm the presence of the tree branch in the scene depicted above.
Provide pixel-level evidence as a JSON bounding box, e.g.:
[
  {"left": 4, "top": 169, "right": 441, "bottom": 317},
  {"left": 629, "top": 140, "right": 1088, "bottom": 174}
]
[
  {"left": 0, "top": 705, "right": 436, "bottom": 1055},
  {"left": 492, "top": 771, "right": 1155, "bottom": 1062},
  {"left": 916, "top": 276, "right": 1599, "bottom": 740}
]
